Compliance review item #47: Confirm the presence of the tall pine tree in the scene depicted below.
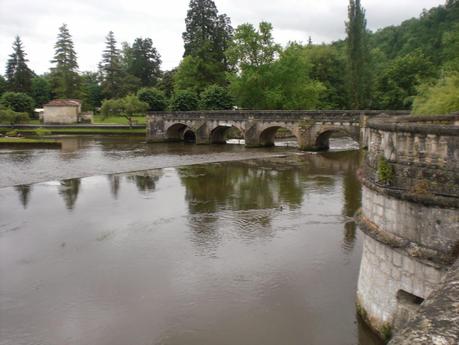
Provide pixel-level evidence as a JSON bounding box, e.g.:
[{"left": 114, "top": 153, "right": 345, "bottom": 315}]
[
  {"left": 5, "top": 36, "right": 34, "bottom": 94},
  {"left": 345, "top": 0, "right": 371, "bottom": 109},
  {"left": 98, "top": 31, "right": 124, "bottom": 98},
  {"left": 125, "top": 38, "right": 162, "bottom": 87},
  {"left": 181, "top": 0, "right": 233, "bottom": 89},
  {"left": 50, "top": 24, "right": 81, "bottom": 99}
]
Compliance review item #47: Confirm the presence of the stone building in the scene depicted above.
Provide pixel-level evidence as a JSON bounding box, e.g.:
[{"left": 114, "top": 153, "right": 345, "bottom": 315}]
[{"left": 43, "top": 99, "right": 82, "bottom": 124}]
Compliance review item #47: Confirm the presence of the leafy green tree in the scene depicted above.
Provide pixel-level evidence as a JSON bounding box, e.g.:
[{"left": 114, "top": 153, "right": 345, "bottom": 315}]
[
  {"left": 100, "top": 94, "right": 148, "bottom": 127},
  {"left": 5, "top": 36, "right": 34, "bottom": 94},
  {"left": 181, "top": 0, "right": 233, "bottom": 89},
  {"left": 0, "top": 91, "right": 35, "bottom": 114},
  {"left": 80, "top": 72, "right": 102, "bottom": 111},
  {"left": 49, "top": 24, "right": 81, "bottom": 98},
  {"left": 226, "top": 22, "right": 281, "bottom": 70},
  {"left": 0, "top": 105, "right": 29, "bottom": 125},
  {"left": 31, "top": 76, "right": 51, "bottom": 107},
  {"left": 374, "top": 51, "right": 435, "bottom": 109},
  {"left": 137, "top": 87, "right": 167, "bottom": 111},
  {"left": 158, "top": 69, "right": 176, "bottom": 98},
  {"left": 199, "top": 85, "right": 233, "bottom": 110},
  {"left": 412, "top": 72, "right": 459, "bottom": 115},
  {"left": 99, "top": 31, "right": 125, "bottom": 98},
  {"left": 174, "top": 55, "right": 210, "bottom": 93},
  {"left": 170, "top": 90, "right": 198, "bottom": 111},
  {"left": 346, "top": 0, "right": 371, "bottom": 109},
  {"left": 125, "top": 38, "right": 162, "bottom": 87},
  {"left": 0, "top": 75, "right": 7, "bottom": 96}
]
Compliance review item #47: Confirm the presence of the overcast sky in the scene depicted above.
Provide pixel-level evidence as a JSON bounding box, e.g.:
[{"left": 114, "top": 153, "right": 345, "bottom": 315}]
[{"left": 0, "top": 0, "right": 445, "bottom": 75}]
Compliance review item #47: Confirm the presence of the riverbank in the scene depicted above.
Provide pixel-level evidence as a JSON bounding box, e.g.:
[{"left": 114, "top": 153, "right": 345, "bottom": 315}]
[
  {"left": 0, "top": 137, "right": 61, "bottom": 148},
  {"left": 0, "top": 124, "right": 146, "bottom": 136}
]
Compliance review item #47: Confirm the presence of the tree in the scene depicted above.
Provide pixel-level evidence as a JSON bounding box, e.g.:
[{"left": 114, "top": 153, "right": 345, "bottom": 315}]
[
  {"left": 158, "top": 69, "right": 176, "bottom": 98},
  {"left": 199, "top": 85, "right": 233, "bottom": 110},
  {"left": 0, "top": 92, "right": 35, "bottom": 114},
  {"left": 345, "top": 0, "right": 371, "bottom": 109},
  {"left": 98, "top": 31, "right": 125, "bottom": 98},
  {"left": 412, "top": 72, "right": 459, "bottom": 115},
  {"left": 125, "top": 38, "right": 162, "bottom": 87},
  {"left": 170, "top": 90, "right": 198, "bottom": 111},
  {"left": 80, "top": 72, "right": 102, "bottom": 111},
  {"left": 374, "top": 51, "right": 435, "bottom": 109},
  {"left": 0, "top": 75, "right": 7, "bottom": 97},
  {"left": 137, "top": 88, "right": 167, "bottom": 111},
  {"left": 31, "top": 76, "right": 51, "bottom": 107},
  {"left": 181, "top": 0, "right": 233, "bottom": 88},
  {"left": 5, "top": 36, "right": 34, "bottom": 93},
  {"left": 49, "top": 24, "right": 81, "bottom": 98},
  {"left": 100, "top": 95, "right": 148, "bottom": 127}
]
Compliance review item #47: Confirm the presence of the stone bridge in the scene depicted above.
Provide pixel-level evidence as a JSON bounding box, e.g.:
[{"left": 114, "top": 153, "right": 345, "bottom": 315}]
[{"left": 146, "top": 110, "right": 408, "bottom": 151}]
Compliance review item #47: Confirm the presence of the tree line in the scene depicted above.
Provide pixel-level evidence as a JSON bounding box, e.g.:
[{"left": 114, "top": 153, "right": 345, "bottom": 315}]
[{"left": 1, "top": 0, "right": 458, "bottom": 120}]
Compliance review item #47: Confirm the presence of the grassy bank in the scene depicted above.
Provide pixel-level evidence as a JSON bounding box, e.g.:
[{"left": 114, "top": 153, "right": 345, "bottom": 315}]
[
  {"left": 0, "top": 127, "right": 145, "bottom": 135},
  {"left": 0, "top": 137, "right": 61, "bottom": 147},
  {"left": 93, "top": 115, "right": 146, "bottom": 125}
]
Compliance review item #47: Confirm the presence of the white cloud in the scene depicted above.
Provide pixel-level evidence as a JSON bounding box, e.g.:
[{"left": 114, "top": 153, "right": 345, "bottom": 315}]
[{"left": 0, "top": 0, "right": 445, "bottom": 74}]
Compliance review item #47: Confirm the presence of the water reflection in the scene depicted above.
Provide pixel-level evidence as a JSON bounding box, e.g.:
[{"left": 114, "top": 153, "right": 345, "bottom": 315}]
[
  {"left": 14, "top": 184, "right": 32, "bottom": 209},
  {"left": 107, "top": 174, "right": 121, "bottom": 199},
  {"left": 126, "top": 171, "right": 163, "bottom": 193},
  {"left": 58, "top": 178, "right": 81, "bottom": 210}
]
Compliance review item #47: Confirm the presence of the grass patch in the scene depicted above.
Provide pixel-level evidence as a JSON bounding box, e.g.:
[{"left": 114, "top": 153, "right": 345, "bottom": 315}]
[
  {"left": 93, "top": 115, "right": 146, "bottom": 125},
  {"left": 0, "top": 137, "right": 61, "bottom": 147},
  {"left": 0, "top": 127, "right": 145, "bottom": 135}
]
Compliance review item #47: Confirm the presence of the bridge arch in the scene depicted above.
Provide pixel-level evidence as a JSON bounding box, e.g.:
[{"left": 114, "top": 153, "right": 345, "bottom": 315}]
[
  {"left": 166, "top": 123, "right": 195, "bottom": 142},
  {"left": 209, "top": 125, "right": 244, "bottom": 144},
  {"left": 315, "top": 127, "right": 360, "bottom": 151},
  {"left": 259, "top": 125, "right": 298, "bottom": 147}
]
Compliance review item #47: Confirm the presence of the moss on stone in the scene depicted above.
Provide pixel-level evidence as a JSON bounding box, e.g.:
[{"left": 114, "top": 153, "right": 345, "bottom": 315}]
[{"left": 377, "top": 156, "right": 394, "bottom": 185}]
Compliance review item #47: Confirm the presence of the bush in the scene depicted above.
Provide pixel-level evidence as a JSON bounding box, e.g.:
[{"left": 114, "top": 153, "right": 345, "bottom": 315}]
[
  {"left": 170, "top": 90, "right": 198, "bottom": 111},
  {"left": 412, "top": 73, "right": 459, "bottom": 115},
  {"left": 199, "top": 85, "right": 233, "bottom": 110},
  {"left": 377, "top": 156, "right": 394, "bottom": 185},
  {"left": 0, "top": 106, "right": 29, "bottom": 125},
  {"left": 100, "top": 95, "right": 148, "bottom": 127},
  {"left": 0, "top": 92, "right": 35, "bottom": 115},
  {"left": 137, "top": 88, "right": 168, "bottom": 111},
  {"left": 35, "top": 128, "right": 52, "bottom": 137},
  {"left": 6, "top": 130, "right": 18, "bottom": 137}
]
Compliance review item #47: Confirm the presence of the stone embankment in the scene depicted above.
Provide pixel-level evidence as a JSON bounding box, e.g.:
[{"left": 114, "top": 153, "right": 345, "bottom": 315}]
[{"left": 356, "top": 113, "right": 459, "bottom": 342}]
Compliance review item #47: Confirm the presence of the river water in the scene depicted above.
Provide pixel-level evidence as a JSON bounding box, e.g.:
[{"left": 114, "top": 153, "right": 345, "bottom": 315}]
[{"left": 0, "top": 136, "right": 382, "bottom": 345}]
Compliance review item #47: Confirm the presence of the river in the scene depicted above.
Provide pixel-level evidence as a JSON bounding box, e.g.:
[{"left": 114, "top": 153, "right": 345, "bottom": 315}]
[{"left": 0, "top": 136, "right": 382, "bottom": 345}]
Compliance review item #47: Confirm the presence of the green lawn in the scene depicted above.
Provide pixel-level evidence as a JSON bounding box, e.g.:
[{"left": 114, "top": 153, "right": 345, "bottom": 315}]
[
  {"left": 93, "top": 115, "right": 146, "bottom": 125},
  {"left": 0, "top": 137, "right": 61, "bottom": 147}
]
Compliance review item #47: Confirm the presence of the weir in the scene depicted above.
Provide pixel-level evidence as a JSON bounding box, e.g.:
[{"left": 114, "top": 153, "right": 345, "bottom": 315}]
[{"left": 146, "top": 110, "right": 408, "bottom": 151}]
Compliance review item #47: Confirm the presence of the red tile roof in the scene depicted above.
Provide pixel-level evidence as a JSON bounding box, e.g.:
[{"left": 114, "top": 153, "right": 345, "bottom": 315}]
[{"left": 45, "top": 99, "right": 81, "bottom": 107}]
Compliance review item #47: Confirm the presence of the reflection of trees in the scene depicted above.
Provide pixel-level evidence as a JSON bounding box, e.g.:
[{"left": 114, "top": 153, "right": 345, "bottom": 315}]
[
  {"left": 107, "top": 174, "right": 121, "bottom": 199},
  {"left": 58, "top": 178, "right": 81, "bottom": 210},
  {"left": 126, "top": 171, "right": 162, "bottom": 193},
  {"left": 15, "top": 184, "right": 32, "bottom": 209}
]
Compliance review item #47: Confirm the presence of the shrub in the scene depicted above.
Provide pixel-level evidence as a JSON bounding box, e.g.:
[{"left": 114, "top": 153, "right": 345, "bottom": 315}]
[
  {"left": 100, "top": 95, "right": 148, "bottom": 127},
  {"left": 0, "top": 106, "right": 29, "bottom": 125},
  {"left": 0, "top": 92, "right": 35, "bottom": 115},
  {"left": 35, "top": 128, "right": 52, "bottom": 137},
  {"left": 170, "top": 90, "right": 198, "bottom": 111},
  {"left": 6, "top": 130, "right": 18, "bottom": 137},
  {"left": 377, "top": 156, "right": 394, "bottom": 185},
  {"left": 199, "top": 85, "right": 233, "bottom": 110},
  {"left": 137, "top": 87, "right": 168, "bottom": 111}
]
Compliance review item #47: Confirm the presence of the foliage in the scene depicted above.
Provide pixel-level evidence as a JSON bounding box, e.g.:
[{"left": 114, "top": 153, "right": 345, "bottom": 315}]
[
  {"left": 98, "top": 31, "right": 125, "bottom": 98},
  {"left": 125, "top": 38, "right": 162, "bottom": 87},
  {"left": 5, "top": 130, "right": 18, "bottom": 137},
  {"left": 158, "top": 69, "right": 176, "bottom": 98},
  {"left": 226, "top": 22, "right": 281, "bottom": 70},
  {"left": 137, "top": 87, "right": 167, "bottom": 111},
  {"left": 49, "top": 24, "right": 81, "bottom": 98},
  {"left": 199, "top": 85, "right": 233, "bottom": 110},
  {"left": 34, "top": 128, "right": 52, "bottom": 137},
  {"left": 5, "top": 36, "right": 34, "bottom": 94},
  {"left": 80, "top": 72, "right": 102, "bottom": 111},
  {"left": 377, "top": 156, "right": 394, "bottom": 184},
  {"left": 31, "top": 76, "right": 51, "bottom": 107},
  {"left": 346, "top": 0, "right": 371, "bottom": 109},
  {"left": 229, "top": 43, "right": 325, "bottom": 109},
  {"left": 182, "top": 0, "right": 232, "bottom": 89},
  {"left": 412, "top": 72, "right": 459, "bottom": 115},
  {"left": 0, "top": 75, "right": 6, "bottom": 96},
  {"left": 170, "top": 90, "right": 199, "bottom": 111},
  {"left": 374, "top": 50, "right": 436, "bottom": 109},
  {"left": 0, "top": 92, "right": 35, "bottom": 114},
  {"left": 100, "top": 95, "right": 148, "bottom": 127},
  {"left": 0, "top": 106, "right": 29, "bottom": 125}
]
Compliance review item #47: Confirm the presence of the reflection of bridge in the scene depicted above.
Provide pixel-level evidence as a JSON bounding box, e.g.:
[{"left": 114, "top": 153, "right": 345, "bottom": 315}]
[{"left": 147, "top": 110, "right": 408, "bottom": 151}]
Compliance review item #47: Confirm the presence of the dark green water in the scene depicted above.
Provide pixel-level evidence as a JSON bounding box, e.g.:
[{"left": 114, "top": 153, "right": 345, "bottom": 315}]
[{"left": 0, "top": 141, "right": 382, "bottom": 345}]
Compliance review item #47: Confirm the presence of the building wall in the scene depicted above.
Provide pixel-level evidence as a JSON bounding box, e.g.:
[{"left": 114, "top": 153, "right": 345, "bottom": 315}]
[{"left": 43, "top": 106, "right": 79, "bottom": 124}]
